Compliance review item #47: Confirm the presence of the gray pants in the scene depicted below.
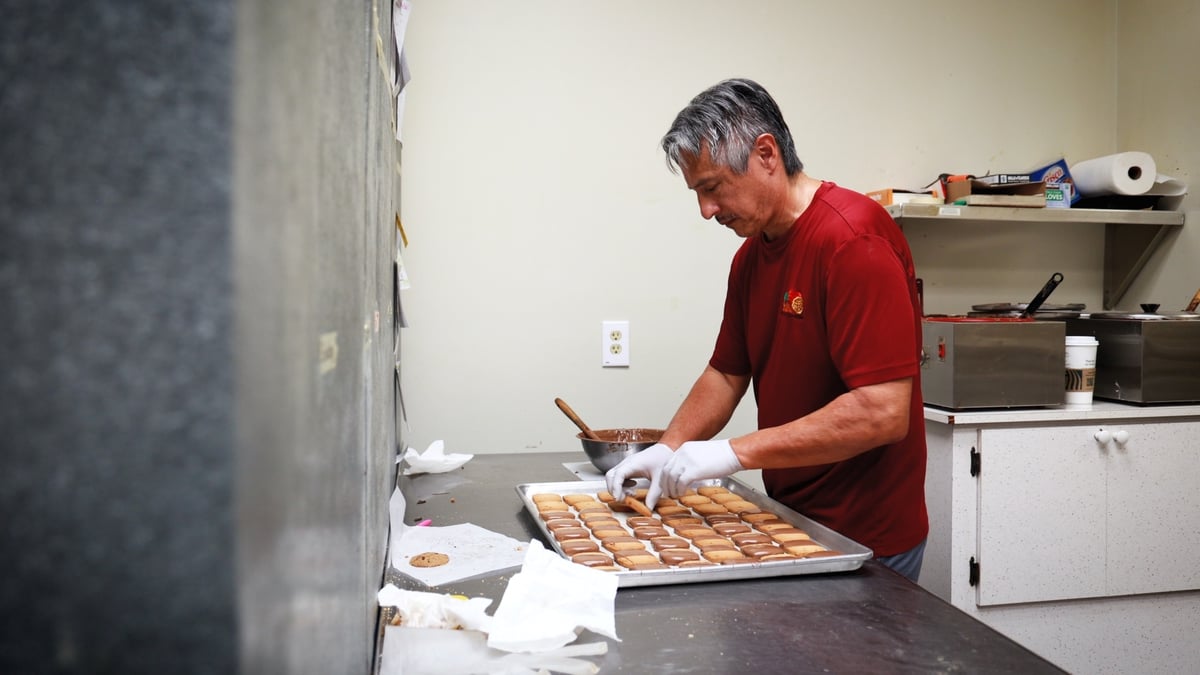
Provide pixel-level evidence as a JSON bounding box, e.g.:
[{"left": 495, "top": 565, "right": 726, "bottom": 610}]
[{"left": 876, "top": 538, "right": 926, "bottom": 583}]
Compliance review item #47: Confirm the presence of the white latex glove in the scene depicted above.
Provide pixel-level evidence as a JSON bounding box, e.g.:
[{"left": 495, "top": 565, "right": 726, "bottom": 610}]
[
  {"left": 604, "top": 443, "right": 673, "bottom": 510},
  {"left": 661, "top": 439, "right": 745, "bottom": 498}
]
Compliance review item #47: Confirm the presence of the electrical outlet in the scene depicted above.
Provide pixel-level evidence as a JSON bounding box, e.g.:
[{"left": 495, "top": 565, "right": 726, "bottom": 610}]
[{"left": 602, "top": 320, "right": 630, "bottom": 367}]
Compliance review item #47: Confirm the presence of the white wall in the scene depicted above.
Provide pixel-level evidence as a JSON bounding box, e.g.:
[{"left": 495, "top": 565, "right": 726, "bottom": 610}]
[
  {"left": 399, "top": 0, "right": 1197, "bottom": 455},
  {"left": 1117, "top": 0, "right": 1200, "bottom": 306}
]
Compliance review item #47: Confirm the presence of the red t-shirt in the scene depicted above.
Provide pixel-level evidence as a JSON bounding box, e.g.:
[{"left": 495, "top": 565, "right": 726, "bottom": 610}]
[{"left": 709, "top": 181, "right": 928, "bottom": 556}]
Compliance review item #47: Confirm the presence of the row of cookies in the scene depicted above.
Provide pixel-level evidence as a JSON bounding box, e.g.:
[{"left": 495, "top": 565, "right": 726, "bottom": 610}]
[
  {"left": 651, "top": 486, "right": 839, "bottom": 559},
  {"left": 532, "top": 491, "right": 667, "bottom": 570},
  {"left": 531, "top": 486, "right": 838, "bottom": 571}
]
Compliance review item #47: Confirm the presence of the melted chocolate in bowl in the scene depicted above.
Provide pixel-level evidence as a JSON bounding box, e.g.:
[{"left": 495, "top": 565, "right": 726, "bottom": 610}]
[
  {"left": 579, "top": 428, "right": 665, "bottom": 472},
  {"left": 592, "top": 428, "right": 663, "bottom": 443}
]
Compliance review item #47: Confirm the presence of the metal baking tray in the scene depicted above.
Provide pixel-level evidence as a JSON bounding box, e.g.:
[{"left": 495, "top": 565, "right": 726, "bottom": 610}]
[{"left": 515, "top": 478, "right": 872, "bottom": 588}]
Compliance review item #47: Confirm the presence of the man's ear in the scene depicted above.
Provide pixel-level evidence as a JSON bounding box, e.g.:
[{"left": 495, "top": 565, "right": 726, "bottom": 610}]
[{"left": 753, "top": 133, "right": 780, "bottom": 172}]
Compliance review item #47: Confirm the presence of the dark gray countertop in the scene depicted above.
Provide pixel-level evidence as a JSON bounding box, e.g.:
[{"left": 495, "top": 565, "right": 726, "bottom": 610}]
[{"left": 386, "top": 452, "right": 1063, "bottom": 674}]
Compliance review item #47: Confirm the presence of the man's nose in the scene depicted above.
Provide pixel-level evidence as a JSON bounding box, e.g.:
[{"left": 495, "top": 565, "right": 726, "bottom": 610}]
[{"left": 698, "top": 197, "right": 719, "bottom": 220}]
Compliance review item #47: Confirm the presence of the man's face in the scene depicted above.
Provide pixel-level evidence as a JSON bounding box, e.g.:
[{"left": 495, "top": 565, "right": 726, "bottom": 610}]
[{"left": 679, "top": 140, "right": 777, "bottom": 239}]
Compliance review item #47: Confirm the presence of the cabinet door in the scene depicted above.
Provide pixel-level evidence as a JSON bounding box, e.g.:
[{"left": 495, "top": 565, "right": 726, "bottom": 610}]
[
  {"left": 977, "top": 426, "right": 1107, "bottom": 606},
  {"left": 1105, "top": 421, "right": 1200, "bottom": 596}
]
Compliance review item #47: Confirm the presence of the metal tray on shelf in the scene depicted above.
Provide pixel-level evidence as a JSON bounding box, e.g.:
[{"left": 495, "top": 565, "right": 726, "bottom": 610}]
[{"left": 515, "top": 478, "right": 872, "bottom": 588}]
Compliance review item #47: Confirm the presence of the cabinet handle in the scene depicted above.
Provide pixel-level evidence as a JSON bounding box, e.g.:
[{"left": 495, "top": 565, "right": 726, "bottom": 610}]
[
  {"left": 1113, "top": 429, "right": 1130, "bottom": 445},
  {"left": 1094, "top": 429, "right": 1112, "bottom": 444}
]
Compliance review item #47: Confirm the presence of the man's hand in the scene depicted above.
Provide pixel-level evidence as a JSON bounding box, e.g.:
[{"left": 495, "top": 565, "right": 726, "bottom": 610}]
[
  {"left": 605, "top": 443, "right": 673, "bottom": 510},
  {"left": 661, "top": 439, "right": 744, "bottom": 497}
]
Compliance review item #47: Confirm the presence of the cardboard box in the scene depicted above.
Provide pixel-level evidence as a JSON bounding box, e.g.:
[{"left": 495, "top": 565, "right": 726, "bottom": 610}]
[
  {"left": 974, "top": 173, "right": 1034, "bottom": 185},
  {"left": 1029, "top": 158, "right": 1080, "bottom": 205},
  {"left": 944, "top": 178, "right": 1046, "bottom": 207},
  {"left": 866, "top": 188, "right": 941, "bottom": 206}
]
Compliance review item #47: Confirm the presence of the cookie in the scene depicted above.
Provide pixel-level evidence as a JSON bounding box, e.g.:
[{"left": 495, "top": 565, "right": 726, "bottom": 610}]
[
  {"left": 712, "top": 522, "right": 751, "bottom": 536},
  {"left": 535, "top": 500, "right": 569, "bottom": 512},
  {"left": 560, "top": 539, "right": 600, "bottom": 555},
  {"left": 632, "top": 526, "right": 671, "bottom": 540},
  {"left": 571, "top": 552, "right": 615, "bottom": 567},
  {"left": 703, "top": 513, "right": 741, "bottom": 525},
  {"left": 409, "top": 551, "right": 450, "bottom": 568},
  {"left": 741, "top": 512, "right": 781, "bottom": 524},
  {"left": 702, "top": 549, "right": 750, "bottom": 563},
  {"left": 545, "top": 518, "right": 583, "bottom": 531},
  {"left": 649, "top": 536, "right": 691, "bottom": 551},
  {"left": 723, "top": 500, "right": 760, "bottom": 514},
  {"left": 784, "top": 542, "right": 827, "bottom": 556},
  {"left": 616, "top": 553, "right": 663, "bottom": 569},
  {"left": 730, "top": 532, "right": 772, "bottom": 547},
  {"left": 659, "top": 549, "right": 701, "bottom": 565},
  {"left": 693, "top": 536, "right": 737, "bottom": 551},
  {"left": 626, "top": 516, "right": 662, "bottom": 528}
]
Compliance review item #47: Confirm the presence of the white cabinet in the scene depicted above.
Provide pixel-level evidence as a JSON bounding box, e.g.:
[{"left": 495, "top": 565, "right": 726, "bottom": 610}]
[
  {"left": 921, "top": 402, "right": 1200, "bottom": 673},
  {"left": 972, "top": 421, "right": 1200, "bottom": 605},
  {"left": 976, "top": 425, "right": 1107, "bottom": 605}
]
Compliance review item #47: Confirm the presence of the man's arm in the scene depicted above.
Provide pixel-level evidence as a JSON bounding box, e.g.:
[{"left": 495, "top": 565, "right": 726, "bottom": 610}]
[
  {"left": 731, "top": 377, "right": 913, "bottom": 469},
  {"left": 660, "top": 365, "right": 750, "bottom": 449}
]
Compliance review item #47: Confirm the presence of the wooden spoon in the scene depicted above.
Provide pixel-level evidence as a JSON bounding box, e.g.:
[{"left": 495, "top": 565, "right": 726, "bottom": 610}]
[
  {"left": 1186, "top": 288, "right": 1200, "bottom": 312},
  {"left": 554, "top": 398, "right": 601, "bottom": 441}
]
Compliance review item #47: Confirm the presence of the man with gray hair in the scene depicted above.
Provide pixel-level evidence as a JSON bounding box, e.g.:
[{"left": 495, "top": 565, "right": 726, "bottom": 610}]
[{"left": 606, "top": 78, "right": 928, "bottom": 581}]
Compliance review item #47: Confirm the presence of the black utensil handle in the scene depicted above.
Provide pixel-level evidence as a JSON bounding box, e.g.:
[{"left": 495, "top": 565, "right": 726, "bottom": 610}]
[{"left": 1022, "top": 272, "right": 1064, "bottom": 317}]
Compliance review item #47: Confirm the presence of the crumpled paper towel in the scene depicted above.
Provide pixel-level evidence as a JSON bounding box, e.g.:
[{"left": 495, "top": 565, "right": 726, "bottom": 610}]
[
  {"left": 401, "top": 439, "right": 473, "bottom": 475},
  {"left": 486, "top": 540, "right": 619, "bottom": 653},
  {"left": 376, "top": 542, "right": 615, "bottom": 675},
  {"left": 377, "top": 584, "right": 493, "bottom": 631}
]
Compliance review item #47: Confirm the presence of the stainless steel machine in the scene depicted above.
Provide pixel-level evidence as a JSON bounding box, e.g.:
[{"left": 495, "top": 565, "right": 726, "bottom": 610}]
[
  {"left": 921, "top": 317, "right": 1067, "bottom": 410},
  {"left": 1065, "top": 311, "right": 1200, "bottom": 404}
]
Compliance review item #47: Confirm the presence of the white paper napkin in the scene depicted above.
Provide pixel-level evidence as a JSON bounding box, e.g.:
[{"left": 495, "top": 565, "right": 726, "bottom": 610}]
[
  {"left": 486, "top": 540, "right": 619, "bottom": 653},
  {"left": 401, "top": 439, "right": 474, "bottom": 475}
]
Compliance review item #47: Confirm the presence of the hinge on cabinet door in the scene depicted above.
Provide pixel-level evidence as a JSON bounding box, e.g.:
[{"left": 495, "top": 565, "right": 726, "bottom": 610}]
[
  {"left": 969, "top": 557, "right": 979, "bottom": 586},
  {"left": 969, "top": 446, "right": 980, "bottom": 477}
]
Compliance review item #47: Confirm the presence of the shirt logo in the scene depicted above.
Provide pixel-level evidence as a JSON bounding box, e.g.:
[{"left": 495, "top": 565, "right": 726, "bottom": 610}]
[{"left": 781, "top": 289, "right": 805, "bottom": 317}]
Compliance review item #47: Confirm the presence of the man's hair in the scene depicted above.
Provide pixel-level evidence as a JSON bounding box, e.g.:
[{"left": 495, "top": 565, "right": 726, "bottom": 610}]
[{"left": 661, "top": 78, "right": 803, "bottom": 177}]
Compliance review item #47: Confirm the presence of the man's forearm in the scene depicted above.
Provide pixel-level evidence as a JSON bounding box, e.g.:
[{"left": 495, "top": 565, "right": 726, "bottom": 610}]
[
  {"left": 661, "top": 365, "right": 748, "bottom": 448},
  {"left": 732, "top": 377, "right": 913, "bottom": 469}
]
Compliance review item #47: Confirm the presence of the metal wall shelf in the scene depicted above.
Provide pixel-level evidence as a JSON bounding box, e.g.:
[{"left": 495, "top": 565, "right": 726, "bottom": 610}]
[{"left": 887, "top": 204, "right": 1186, "bottom": 309}]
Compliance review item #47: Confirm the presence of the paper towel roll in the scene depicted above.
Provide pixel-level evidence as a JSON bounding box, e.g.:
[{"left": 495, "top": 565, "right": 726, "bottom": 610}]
[{"left": 1071, "top": 151, "right": 1157, "bottom": 196}]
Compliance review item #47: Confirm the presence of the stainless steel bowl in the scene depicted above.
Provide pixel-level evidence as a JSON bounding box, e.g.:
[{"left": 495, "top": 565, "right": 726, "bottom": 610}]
[{"left": 579, "top": 428, "right": 664, "bottom": 473}]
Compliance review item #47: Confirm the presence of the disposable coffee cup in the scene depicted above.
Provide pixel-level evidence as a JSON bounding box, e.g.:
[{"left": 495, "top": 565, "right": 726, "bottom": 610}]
[{"left": 1064, "top": 336, "right": 1099, "bottom": 407}]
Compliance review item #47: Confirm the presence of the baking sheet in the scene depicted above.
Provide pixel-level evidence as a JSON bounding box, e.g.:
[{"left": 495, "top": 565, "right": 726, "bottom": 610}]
[{"left": 515, "top": 479, "right": 872, "bottom": 588}]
